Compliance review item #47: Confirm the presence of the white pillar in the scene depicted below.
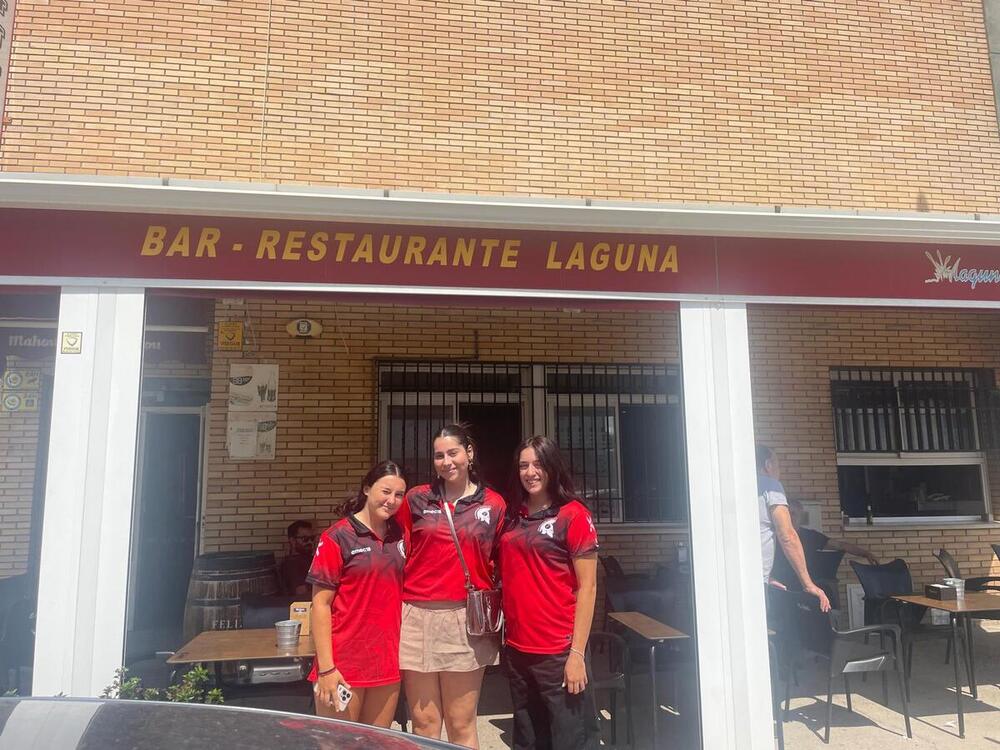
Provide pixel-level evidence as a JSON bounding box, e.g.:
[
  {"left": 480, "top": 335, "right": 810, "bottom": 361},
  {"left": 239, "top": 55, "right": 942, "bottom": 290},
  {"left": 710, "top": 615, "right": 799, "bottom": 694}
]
[
  {"left": 32, "top": 287, "right": 145, "bottom": 696},
  {"left": 680, "top": 301, "right": 773, "bottom": 750}
]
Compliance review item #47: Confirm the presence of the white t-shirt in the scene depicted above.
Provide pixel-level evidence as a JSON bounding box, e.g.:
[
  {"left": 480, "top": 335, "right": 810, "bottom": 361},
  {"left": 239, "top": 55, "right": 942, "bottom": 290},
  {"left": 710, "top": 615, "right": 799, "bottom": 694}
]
[{"left": 758, "top": 474, "right": 788, "bottom": 584}]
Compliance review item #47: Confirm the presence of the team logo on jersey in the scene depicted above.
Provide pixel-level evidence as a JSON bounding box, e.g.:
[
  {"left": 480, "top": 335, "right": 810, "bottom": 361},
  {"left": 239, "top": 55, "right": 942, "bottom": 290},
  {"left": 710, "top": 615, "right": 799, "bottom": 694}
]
[
  {"left": 397, "top": 540, "right": 406, "bottom": 559},
  {"left": 350, "top": 546, "right": 372, "bottom": 556},
  {"left": 315, "top": 540, "right": 323, "bottom": 556},
  {"left": 475, "top": 507, "right": 491, "bottom": 525},
  {"left": 587, "top": 515, "right": 596, "bottom": 534},
  {"left": 538, "top": 519, "right": 555, "bottom": 538}
]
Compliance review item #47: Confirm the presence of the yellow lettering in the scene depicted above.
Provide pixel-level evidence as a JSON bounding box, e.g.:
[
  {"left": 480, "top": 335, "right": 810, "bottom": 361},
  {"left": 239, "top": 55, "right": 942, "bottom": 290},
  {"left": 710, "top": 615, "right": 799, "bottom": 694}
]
[
  {"left": 614, "top": 243, "right": 635, "bottom": 271},
  {"left": 351, "top": 234, "right": 374, "bottom": 263},
  {"left": 282, "top": 230, "right": 305, "bottom": 261},
  {"left": 426, "top": 237, "right": 449, "bottom": 266},
  {"left": 379, "top": 235, "right": 402, "bottom": 264},
  {"left": 590, "top": 242, "right": 610, "bottom": 271},
  {"left": 480, "top": 238, "right": 499, "bottom": 267},
  {"left": 165, "top": 227, "right": 191, "bottom": 257},
  {"left": 307, "top": 232, "right": 328, "bottom": 261},
  {"left": 256, "top": 230, "right": 280, "bottom": 260},
  {"left": 546, "top": 241, "right": 563, "bottom": 270},
  {"left": 659, "top": 244, "right": 678, "bottom": 273},
  {"left": 565, "top": 242, "right": 585, "bottom": 271},
  {"left": 500, "top": 239, "right": 520, "bottom": 269},
  {"left": 195, "top": 228, "right": 220, "bottom": 258},
  {"left": 333, "top": 233, "right": 355, "bottom": 262},
  {"left": 453, "top": 238, "right": 475, "bottom": 266},
  {"left": 638, "top": 244, "right": 659, "bottom": 272},
  {"left": 141, "top": 226, "right": 167, "bottom": 256},
  {"left": 404, "top": 236, "right": 426, "bottom": 264}
]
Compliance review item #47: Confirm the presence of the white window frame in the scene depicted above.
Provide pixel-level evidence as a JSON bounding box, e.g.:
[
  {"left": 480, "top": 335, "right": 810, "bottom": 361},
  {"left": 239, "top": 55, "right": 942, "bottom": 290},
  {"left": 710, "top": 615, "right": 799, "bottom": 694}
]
[{"left": 837, "top": 451, "right": 991, "bottom": 524}]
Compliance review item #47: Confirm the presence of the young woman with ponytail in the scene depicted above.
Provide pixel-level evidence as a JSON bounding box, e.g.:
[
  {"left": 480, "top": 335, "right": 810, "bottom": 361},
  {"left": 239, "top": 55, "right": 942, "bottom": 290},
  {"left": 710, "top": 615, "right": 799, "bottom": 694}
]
[
  {"left": 395, "top": 423, "right": 506, "bottom": 749},
  {"left": 308, "top": 460, "right": 407, "bottom": 727}
]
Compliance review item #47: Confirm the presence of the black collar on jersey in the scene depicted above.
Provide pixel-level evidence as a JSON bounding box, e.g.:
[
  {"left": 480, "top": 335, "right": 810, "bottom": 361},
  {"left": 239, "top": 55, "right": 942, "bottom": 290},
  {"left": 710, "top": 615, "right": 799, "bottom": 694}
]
[
  {"left": 348, "top": 513, "right": 401, "bottom": 541},
  {"left": 518, "top": 502, "right": 561, "bottom": 521},
  {"left": 428, "top": 481, "right": 486, "bottom": 511}
]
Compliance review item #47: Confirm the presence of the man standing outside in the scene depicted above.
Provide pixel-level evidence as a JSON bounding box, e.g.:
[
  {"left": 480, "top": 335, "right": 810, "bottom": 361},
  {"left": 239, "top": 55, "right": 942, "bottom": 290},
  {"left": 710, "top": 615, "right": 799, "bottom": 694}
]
[
  {"left": 757, "top": 445, "right": 830, "bottom": 613},
  {"left": 769, "top": 498, "right": 878, "bottom": 590}
]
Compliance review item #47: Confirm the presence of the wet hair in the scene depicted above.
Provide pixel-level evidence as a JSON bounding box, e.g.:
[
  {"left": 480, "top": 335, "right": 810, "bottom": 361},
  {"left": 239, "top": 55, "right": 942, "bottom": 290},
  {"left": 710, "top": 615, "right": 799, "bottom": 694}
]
[
  {"left": 755, "top": 444, "right": 775, "bottom": 472},
  {"left": 508, "top": 435, "right": 576, "bottom": 518},
  {"left": 286, "top": 520, "right": 313, "bottom": 539},
  {"left": 334, "top": 460, "right": 406, "bottom": 517},
  {"left": 432, "top": 423, "right": 482, "bottom": 486}
]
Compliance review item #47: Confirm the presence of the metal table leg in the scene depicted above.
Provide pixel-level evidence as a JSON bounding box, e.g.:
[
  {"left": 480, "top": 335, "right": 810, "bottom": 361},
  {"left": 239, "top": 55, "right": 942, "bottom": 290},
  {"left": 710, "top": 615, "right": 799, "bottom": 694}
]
[
  {"left": 964, "top": 615, "right": 978, "bottom": 700},
  {"left": 650, "top": 643, "right": 658, "bottom": 748},
  {"left": 951, "top": 614, "right": 965, "bottom": 739}
]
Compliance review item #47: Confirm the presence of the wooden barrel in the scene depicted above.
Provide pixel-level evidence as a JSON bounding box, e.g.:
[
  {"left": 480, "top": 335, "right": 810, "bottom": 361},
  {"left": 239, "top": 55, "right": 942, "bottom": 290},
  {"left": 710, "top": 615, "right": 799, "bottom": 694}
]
[{"left": 182, "top": 551, "right": 279, "bottom": 640}]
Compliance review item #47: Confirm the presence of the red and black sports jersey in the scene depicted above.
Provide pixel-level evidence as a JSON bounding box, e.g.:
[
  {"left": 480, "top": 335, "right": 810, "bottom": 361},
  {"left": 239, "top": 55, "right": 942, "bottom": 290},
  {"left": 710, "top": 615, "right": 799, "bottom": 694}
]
[
  {"left": 499, "top": 499, "right": 599, "bottom": 654},
  {"left": 306, "top": 514, "right": 406, "bottom": 687},
  {"left": 397, "top": 483, "right": 506, "bottom": 602}
]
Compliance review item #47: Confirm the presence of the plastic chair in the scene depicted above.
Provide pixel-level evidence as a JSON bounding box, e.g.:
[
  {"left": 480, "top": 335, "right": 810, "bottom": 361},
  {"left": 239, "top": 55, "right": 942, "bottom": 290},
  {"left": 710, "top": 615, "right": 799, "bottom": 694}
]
[
  {"left": 588, "top": 631, "right": 634, "bottom": 748},
  {"left": 777, "top": 589, "right": 912, "bottom": 743},
  {"left": 850, "top": 559, "right": 954, "bottom": 698},
  {"left": 934, "top": 548, "right": 1000, "bottom": 592}
]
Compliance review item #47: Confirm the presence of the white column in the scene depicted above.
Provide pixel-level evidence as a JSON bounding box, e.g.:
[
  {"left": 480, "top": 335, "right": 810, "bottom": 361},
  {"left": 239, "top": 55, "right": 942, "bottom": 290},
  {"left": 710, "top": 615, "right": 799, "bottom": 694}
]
[
  {"left": 32, "top": 287, "right": 145, "bottom": 696},
  {"left": 680, "top": 301, "right": 773, "bottom": 750}
]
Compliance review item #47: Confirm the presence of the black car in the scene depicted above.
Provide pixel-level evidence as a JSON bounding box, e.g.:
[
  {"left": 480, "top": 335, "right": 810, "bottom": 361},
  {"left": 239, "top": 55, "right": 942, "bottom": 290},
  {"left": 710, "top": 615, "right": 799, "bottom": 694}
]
[{"left": 0, "top": 697, "right": 460, "bottom": 749}]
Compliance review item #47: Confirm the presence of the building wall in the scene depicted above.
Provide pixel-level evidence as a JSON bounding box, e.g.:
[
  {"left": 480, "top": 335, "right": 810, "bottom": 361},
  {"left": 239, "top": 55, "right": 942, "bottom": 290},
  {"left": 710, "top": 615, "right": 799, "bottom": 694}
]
[
  {"left": 748, "top": 304, "right": 1000, "bottom": 594},
  {"left": 3, "top": 1, "right": 999, "bottom": 211},
  {"left": 202, "top": 298, "right": 684, "bottom": 592},
  {"left": 0, "top": 408, "right": 41, "bottom": 578}
]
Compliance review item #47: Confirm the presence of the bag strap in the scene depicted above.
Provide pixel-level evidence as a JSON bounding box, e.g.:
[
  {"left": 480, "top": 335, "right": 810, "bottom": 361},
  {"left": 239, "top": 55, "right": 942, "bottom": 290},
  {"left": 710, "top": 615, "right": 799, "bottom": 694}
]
[{"left": 442, "top": 500, "right": 475, "bottom": 593}]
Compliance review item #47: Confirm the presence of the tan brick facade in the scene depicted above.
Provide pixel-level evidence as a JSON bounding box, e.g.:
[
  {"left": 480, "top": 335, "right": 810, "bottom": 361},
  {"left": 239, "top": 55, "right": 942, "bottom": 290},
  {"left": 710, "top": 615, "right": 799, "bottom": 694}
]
[
  {"left": 748, "top": 304, "right": 1000, "bottom": 596},
  {"left": 0, "top": 408, "right": 41, "bottom": 578},
  {"left": 3, "top": 1, "right": 999, "bottom": 211}
]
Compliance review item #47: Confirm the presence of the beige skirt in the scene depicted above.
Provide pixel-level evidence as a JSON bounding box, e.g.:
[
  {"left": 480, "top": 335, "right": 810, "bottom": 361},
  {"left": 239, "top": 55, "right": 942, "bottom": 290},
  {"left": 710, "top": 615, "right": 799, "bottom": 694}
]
[{"left": 399, "top": 601, "right": 500, "bottom": 673}]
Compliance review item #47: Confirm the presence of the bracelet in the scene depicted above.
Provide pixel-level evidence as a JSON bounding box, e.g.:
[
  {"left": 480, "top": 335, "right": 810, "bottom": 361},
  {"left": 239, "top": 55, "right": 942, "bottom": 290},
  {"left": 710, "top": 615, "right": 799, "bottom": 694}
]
[
  {"left": 569, "top": 647, "right": 585, "bottom": 659},
  {"left": 317, "top": 666, "right": 337, "bottom": 677}
]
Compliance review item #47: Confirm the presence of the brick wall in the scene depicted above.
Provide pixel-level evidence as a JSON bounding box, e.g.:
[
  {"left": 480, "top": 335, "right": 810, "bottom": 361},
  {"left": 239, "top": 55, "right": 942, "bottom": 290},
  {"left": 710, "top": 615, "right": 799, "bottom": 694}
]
[
  {"left": 3, "top": 1, "right": 999, "bottom": 211},
  {"left": 0, "top": 408, "right": 41, "bottom": 578},
  {"left": 202, "top": 298, "right": 681, "bottom": 575},
  {"left": 748, "top": 304, "right": 1000, "bottom": 597}
]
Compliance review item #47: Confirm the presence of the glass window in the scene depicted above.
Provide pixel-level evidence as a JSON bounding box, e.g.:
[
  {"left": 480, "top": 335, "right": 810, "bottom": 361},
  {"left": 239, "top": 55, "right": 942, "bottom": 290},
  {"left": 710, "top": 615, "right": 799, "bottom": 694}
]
[{"left": 838, "top": 462, "right": 986, "bottom": 520}]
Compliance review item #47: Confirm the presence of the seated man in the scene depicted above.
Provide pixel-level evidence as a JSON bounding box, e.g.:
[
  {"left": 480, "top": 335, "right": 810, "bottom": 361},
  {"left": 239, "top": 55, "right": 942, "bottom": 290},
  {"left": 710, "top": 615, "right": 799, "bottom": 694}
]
[
  {"left": 770, "top": 498, "right": 878, "bottom": 593},
  {"left": 279, "top": 520, "right": 316, "bottom": 597}
]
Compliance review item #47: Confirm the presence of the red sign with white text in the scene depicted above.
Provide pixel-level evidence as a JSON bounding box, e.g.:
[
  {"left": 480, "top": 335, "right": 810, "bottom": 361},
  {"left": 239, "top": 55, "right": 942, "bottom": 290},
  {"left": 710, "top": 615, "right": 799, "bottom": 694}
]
[{"left": 2, "top": 208, "right": 1000, "bottom": 301}]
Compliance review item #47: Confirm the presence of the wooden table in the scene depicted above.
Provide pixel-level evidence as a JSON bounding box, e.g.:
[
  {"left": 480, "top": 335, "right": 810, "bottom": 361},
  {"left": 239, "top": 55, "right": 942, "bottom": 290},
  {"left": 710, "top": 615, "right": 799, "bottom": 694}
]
[
  {"left": 168, "top": 628, "right": 316, "bottom": 664},
  {"left": 608, "top": 611, "right": 689, "bottom": 748},
  {"left": 892, "top": 591, "right": 1000, "bottom": 739},
  {"left": 168, "top": 628, "right": 316, "bottom": 687}
]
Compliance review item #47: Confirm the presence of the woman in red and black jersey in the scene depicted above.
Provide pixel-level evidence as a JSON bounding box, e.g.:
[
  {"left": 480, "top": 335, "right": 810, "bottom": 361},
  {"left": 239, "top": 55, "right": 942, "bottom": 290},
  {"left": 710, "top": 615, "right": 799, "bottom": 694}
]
[
  {"left": 498, "top": 435, "right": 601, "bottom": 750},
  {"left": 308, "top": 460, "right": 407, "bottom": 727},
  {"left": 396, "top": 424, "right": 506, "bottom": 749}
]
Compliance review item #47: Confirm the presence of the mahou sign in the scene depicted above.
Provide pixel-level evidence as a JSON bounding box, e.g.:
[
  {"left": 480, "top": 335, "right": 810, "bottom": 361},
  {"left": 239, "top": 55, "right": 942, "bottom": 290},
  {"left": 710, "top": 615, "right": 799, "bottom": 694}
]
[{"left": 3, "top": 207, "right": 1000, "bottom": 301}]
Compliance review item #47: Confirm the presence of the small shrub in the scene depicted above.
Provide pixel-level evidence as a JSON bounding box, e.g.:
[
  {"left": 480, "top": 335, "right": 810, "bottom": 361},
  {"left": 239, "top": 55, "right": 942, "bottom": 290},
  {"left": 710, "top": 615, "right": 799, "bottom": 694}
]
[{"left": 102, "top": 666, "right": 223, "bottom": 705}]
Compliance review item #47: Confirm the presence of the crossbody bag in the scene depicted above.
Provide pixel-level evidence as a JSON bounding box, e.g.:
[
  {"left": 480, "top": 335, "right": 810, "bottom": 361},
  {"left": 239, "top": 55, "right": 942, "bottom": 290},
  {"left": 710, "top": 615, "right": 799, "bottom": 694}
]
[{"left": 441, "top": 500, "right": 503, "bottom": 636}]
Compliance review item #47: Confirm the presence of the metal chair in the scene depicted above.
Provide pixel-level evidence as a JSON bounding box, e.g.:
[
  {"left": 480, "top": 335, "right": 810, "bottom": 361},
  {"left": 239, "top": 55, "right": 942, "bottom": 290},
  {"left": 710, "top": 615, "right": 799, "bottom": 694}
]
[
  {"left": 588, "top": 631, "right": 634, "bottom": 748},
  {"left": 777, "top": 589, "right": 912, "bottom": 744}
]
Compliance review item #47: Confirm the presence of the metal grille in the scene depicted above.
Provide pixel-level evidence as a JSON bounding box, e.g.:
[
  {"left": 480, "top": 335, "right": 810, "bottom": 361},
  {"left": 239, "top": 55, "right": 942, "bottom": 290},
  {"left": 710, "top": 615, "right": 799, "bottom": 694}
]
[
  {"left": 376, "top": 360, "right": 687, "bottom": 523},
  {"left": 831, "top": 368, "right": 984, "bottom": 453}
]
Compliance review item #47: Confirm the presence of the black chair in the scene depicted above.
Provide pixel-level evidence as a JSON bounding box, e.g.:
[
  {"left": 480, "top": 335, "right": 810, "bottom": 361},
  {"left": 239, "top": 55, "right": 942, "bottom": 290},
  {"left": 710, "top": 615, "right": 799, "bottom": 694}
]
[
  {"left": 768, "top": 630, "right": 785, "bottom": 750},
  {"left": 850, "top": 559, "right": 955, "bottom": 697},
  {"left": 935, "top": 548, "right": 1000, "bottom": 592},
  {"left": 778, "top": 589, "right": 912, "bottom": 743},
  {"left": 810, "top": 550, "right": 845, "bottom": 610},
  {"left": 588, "top": 631, "right": 634, "bottom": 748}
]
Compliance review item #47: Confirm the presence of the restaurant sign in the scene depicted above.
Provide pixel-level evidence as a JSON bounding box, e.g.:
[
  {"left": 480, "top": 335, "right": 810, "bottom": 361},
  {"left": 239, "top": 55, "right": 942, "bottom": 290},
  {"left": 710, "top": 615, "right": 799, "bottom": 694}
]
[{"left": 3, "top": 208, "right": 1000, "bottom": 302}]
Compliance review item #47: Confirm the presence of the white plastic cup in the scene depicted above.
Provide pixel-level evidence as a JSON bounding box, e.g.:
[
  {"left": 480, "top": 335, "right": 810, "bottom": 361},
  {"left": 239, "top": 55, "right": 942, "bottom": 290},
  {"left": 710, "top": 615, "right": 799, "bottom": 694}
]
[{"left": 275, "top": 619, "right": 301, "bottom": 647}]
